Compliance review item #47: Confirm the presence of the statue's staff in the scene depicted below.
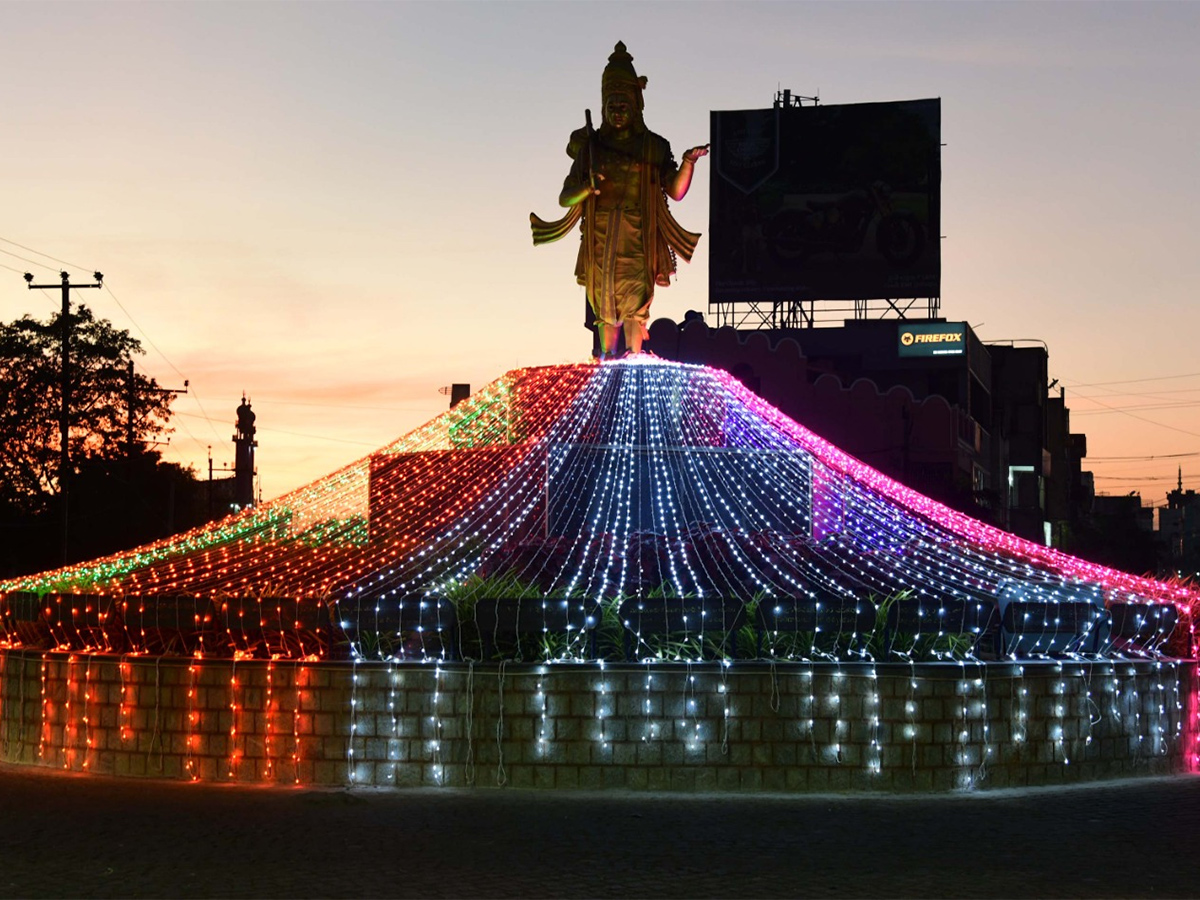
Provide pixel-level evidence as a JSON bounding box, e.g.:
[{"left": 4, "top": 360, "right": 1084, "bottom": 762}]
[
  {"left": 584, "top": 108, "right": 596, "bottom": 190},
  {"left": 583, "top": 108, "right": 597, "bottom": 345}
]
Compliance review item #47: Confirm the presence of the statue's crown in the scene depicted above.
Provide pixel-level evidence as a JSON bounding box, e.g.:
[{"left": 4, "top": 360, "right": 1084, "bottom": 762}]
[{"left": 602, "top": 40, "right": 648, "bottom": 101}]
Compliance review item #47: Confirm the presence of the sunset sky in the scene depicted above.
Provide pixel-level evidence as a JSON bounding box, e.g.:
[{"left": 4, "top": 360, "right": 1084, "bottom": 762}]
[{"left": 3, "top": 1, "right": 1198, "bottom": 506}]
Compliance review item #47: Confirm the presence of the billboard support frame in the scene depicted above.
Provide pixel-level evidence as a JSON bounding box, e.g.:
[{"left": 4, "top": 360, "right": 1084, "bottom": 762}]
[{"left": 709, "top": 296, "right": 941, "bottom": 330}]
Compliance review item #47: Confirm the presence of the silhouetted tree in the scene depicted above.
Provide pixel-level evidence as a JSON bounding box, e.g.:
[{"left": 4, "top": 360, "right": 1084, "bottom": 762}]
[
  {"left": 0, "top": 304, "right": 173, "bottom": 513},
  {"left": 0, "top": 304, "right": 198, "bottom": 576}
]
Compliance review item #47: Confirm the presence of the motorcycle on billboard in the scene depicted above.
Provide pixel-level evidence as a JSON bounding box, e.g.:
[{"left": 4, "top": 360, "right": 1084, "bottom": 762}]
[{"left": 763, "top": 181, "right": 926, "bottom": 269}]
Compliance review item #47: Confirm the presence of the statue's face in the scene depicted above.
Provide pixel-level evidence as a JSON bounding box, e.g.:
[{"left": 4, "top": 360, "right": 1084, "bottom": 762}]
[{"left": 603, "top": 92, "right": 635, "bottom": 130}]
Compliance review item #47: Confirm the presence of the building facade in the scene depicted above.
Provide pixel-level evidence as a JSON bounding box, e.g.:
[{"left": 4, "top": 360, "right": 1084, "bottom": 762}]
[{"left": 649, "top": 315, "right": 1091, "bottom": 546}]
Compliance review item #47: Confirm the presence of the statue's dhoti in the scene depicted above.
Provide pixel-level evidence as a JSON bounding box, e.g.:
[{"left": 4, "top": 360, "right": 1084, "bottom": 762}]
[{"left": 583, "top": 207, "right": 652, "bottom": 335}]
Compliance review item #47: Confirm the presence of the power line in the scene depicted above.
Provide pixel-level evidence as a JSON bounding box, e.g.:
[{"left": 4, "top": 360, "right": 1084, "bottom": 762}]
[
  {"left": 1074, "top": 401, "right": 1200, "bottom": 416},
  {"left": 1092, "top": 474, "right": 1195, "bottom": 482},
  {"left": 101, "top": 284, "right": 186, "bottom": 384},
  {"left": 0, "top": 235, "right": 93, "bottom": 274},
  {"left": 99, "top": 283, "right": 222, "bottom": 445},
  {"left": 0, "top": 238, "right": 192, "bottom": 405},
  {"left": 1089, "top": 451, "right": 1200, "bottom": 462},
  {"left": 261, "top": 397, "right": 444, "bottom": 413},
  {"left": 1065, "top": 391, "right": 1200, "bottom": 440},
  {"left": 0, "top": 238, "right": 289, "bottom": 486},
  {"left": 162, "top": 414, "right": 209, "bottom": 461},
  {"left": 1071, "top": 386, "right": 1200, "bottom": 399},
  {"left": 1064, "top": 371, "right": 1200, "bottom": 389},
  {"left": 261, "top": 426, "right": 379, "bottom": 447},
  {"left": 0, "top": 247, "right": 61, "bottom": 272},
  {"left": 172, "top": 411, "right": 380, "bottom": 448},
  {"left": 84, "top": 279, "right": 217, "bottom": 457},
  {"left": 0, "top": 237, "right": 224, "bottom": 464}
]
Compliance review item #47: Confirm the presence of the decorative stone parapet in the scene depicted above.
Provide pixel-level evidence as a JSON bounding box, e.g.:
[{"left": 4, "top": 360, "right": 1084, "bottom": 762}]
[{"left": 0, "top": 650, "right": 1194, "bottom": 791}]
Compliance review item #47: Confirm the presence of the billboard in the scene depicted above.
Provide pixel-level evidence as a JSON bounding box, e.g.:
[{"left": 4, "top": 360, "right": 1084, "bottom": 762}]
[
  {"left": 897, "top": 322, "right": 965, "bottom": 357},
  {"left": 709, "top": 99, "right": 940, "bottom": 303}
]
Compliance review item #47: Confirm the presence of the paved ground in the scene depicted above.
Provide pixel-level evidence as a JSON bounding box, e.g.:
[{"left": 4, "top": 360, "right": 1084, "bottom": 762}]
[{"left": 1, "top": 763, "right": 1197, "bottom": 898}]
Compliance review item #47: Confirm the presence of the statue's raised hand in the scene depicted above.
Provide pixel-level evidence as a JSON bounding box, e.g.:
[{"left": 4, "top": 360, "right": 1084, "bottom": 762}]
[{"left": 683, "top": 145, "right": 710, "bottom": 164}]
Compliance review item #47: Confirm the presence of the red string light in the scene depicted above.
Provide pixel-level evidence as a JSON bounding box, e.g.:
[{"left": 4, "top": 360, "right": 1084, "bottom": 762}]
[{"left": 0, "top": 359, "right": 1194, "bottom": 672}]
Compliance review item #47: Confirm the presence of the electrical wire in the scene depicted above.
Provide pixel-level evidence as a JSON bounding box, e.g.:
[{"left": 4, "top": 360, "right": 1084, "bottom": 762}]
[
  {"left": 156, "top": 404, "right": 209, "bottom": 462},
  {"left": 101, "top": 284, "right": 187, "bottom": 384},
  {"left": 0, "top": 248, "right": 60, "bottom": 273},
  {"left": 247, "top": 426, "right": 379, "bottom": 448},
  {"left": 1072, "top": 386, "right": 1200, "bottom": 399},
  {"left": 0, "top": 236, "right": 216, "bottom": 457},
  {"left": 262, "top": 398, "right": 446, "bottom": 413},
  {"left": 0, "top": 236, "right": 93, "bottom": 274},
  {"left": 1064, "top": 391, "right": 1200, "bottom": 440},
  {"left": 9, "top": 234, "right": 1199, "bottom": 499},
  {"left": 1089, "top": 451, "right": 1200, "bottom": 462},
  {"left": 1093, "top": 474, "right": 1193, "bottom": 482},
  {"left": 99, "top": 282, "right": 224, "bottom": 450},
  {"left": 171, "top": 410, "right": 379, "bottom": 448},
  {"left": 1064, "top": 371, "right": 1200, "bottom": 389},
  {"left": 1074, "top": 403, "right": 1200, "bottom": 416}
]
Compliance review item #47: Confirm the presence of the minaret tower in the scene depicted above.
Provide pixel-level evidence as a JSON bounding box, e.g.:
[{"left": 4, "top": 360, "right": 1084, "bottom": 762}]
[{"left": 233, "top": 394, "right": 257, "bottom": 509}]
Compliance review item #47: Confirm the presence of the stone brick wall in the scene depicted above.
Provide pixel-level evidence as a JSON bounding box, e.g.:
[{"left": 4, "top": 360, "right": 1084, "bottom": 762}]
[{"left": 0, "top": 650, "right": 1194, "bottom": 791}]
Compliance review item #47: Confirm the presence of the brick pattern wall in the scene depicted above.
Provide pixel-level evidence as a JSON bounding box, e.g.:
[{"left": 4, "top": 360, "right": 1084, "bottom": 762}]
[{"left": 0, "top": 650, "right": 1194, "bottom": 791}]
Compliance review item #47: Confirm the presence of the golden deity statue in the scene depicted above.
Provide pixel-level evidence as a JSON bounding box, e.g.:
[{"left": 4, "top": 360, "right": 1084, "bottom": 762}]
[{"left": 531, "top": 41, "right": 707, "bottom": 358}]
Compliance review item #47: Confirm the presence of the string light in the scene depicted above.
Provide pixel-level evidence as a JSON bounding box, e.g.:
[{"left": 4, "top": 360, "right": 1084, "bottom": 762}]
[
  {"left": 387, "top": 658, "right": 400, "bottom": 781},
  {"left": 348, "top": 660, "right": 359, "bottom": 784},
  {"left": 0, "top": 360, "right": 1194, "bottom": 664},
  {"left": 62, "top": 654, "right": 75, "bottom": 769},
  {"left": 430, "top": 663, "right": 443, "bottom": 784},
  {"left": 0, "top": 358, "right": 1193, "bottom": 790},
  {"left": 185, "top": 660, "right": 199, "bottom": 781},
  {"left": 683, "top": 669, "right": 699, "bottom": 753},
  {"left": 37, "top": 653, "right": 49, "bottom": 761},
  {"left": 227, "top": 662, "right": 240, "bottom": 778},
  {"left": 866, "top": 666, "right": 881, "bottom": 776},
  {"left": 81, "top": 655, "right": 93, "bottom": 769},
  {"left": 264, "top": 660, "right": 275, "bottom": 779},
  {"left": 643, "top": 670, "right": 656, "bottom": 743},
  {"left": 118, "top": 657, "right": 132, "bottom": 744},
  {"left": 292, "top": 662, "right": 304, "bottom": 784},
  {"left": 538, "top": 667, "right": 552, "bottom": 754}
]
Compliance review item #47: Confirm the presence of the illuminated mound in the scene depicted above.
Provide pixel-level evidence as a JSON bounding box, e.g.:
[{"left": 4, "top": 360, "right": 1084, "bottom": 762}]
[{"left": 2, "top": 357, "right": 1195, "bottom": 621}]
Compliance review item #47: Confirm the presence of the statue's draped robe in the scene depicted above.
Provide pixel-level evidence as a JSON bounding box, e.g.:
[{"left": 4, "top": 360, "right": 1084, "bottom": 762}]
[{"left": 531, "top": 128, "right": 700, "bottom": 331}]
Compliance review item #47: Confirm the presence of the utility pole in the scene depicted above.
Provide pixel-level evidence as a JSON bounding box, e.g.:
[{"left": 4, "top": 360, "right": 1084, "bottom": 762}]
[
  {"left": 125, "top": 359, "right": 187, "bottom": 455},
  {"left": 124, "top": 360, "right": 187, "bottom": 544},
  {"left": 24, "top": 270, "right": 104, "bottom": 564},
  {"left": 127, "top": 361, "right": 134, "bottom": 451},
  {"left": 206, "top": 445, "right": 233, "bottom": 522}
]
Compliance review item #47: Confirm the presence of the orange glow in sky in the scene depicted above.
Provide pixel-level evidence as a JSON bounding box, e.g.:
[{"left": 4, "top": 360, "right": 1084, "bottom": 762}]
[{"left": 3, "top": 2, "right": 1198, "bottom": 507}]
